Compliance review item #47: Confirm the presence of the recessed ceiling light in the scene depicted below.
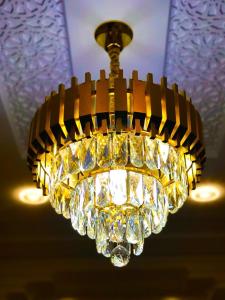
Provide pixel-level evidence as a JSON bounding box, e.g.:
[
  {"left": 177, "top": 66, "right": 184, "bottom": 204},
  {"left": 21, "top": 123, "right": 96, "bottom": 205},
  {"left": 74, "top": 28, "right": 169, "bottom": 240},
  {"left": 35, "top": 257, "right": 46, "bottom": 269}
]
[
  {"left": 16, "top": 186, "right": 48, "bottom": 205},
  {"left": 190, "top": 183, "right": 223, "bottom": 203}
]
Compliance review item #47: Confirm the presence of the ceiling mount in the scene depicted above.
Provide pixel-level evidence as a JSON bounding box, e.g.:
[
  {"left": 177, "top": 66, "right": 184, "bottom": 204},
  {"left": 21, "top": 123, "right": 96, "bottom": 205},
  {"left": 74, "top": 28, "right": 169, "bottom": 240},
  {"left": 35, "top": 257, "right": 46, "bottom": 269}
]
[
  {"left": 95, "top": 21, "right": 133, "bottom": 78},
  {"left": 95, "top": 21, "right": 133, "bottom": 52}
]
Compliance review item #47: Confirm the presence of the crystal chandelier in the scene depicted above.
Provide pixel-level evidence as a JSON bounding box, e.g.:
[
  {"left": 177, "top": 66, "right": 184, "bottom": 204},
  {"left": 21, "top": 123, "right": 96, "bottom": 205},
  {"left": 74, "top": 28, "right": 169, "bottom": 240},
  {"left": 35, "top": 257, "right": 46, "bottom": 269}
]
[{"left": 27, "top": 21, "right": 205, "bottom": 267}]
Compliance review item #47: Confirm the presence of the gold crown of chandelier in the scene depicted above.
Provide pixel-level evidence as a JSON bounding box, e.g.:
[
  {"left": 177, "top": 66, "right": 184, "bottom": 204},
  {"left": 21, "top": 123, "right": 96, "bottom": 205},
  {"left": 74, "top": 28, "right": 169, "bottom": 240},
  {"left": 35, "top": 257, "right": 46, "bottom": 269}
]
[{"left": 27, "top": 21, "right": 205, "bottom": 267}]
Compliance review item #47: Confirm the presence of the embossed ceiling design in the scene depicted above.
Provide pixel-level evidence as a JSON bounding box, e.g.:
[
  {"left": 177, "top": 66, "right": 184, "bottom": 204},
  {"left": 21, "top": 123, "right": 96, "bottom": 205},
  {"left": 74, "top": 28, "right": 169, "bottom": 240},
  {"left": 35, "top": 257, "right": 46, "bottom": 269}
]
[
  {"left": 0, "top": 0, "right": 225, "bottom": 157},
  {"left": 165, "top": 0, "right": 225, "bottom": 157},
  {"left": 0, "top": 0, "right": 72, "bottom": 154}
]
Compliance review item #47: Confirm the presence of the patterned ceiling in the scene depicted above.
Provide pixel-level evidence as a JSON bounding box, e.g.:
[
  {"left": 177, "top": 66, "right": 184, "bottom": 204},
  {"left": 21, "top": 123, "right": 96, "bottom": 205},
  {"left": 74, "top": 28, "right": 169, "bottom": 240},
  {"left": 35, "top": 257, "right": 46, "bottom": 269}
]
[
  {"left": 165, "top": 0, "right": 225, "bottom": 157},
  {"left": 0, "top": 0, "right": 72, "bottom": 154},
  {"left": 0, "top": 0, "right": 225, "bottom": 157}
]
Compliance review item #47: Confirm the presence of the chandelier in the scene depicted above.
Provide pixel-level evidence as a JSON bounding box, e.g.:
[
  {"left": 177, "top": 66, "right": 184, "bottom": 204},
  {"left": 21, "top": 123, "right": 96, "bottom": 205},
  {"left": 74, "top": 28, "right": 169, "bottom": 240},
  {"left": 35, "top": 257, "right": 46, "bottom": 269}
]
[{"left": 27, "top": 21, "right": 205, "bottom": 267}]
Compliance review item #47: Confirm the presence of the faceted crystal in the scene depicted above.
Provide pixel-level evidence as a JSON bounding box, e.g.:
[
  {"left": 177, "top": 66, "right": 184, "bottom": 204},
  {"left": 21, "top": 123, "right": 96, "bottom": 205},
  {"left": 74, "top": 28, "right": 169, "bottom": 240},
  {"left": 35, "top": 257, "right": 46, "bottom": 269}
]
[
  {"left": 70, "top": 189, "right": 79, "bottom": 231},
  {"left": 151, "top": 209, "right": 163, "bottom": 234},
  {"left": 158, "top": 141, "right": 170, "bottom": 178},
  {"left": 68, "top": 142, "right": 80, "bottom": 174},
  {"left": 111, "top": 245, "right": 130, "bottom": 267},
  {"left": 144, "top": 137, "right": 159, "bottom": 170},
  {"left": 77, "top": 210, "right": 86, "bottom": 236},
  {"left": 112, "top": 133, "right": 128, "bottom": 166},
  {"left": 128, "top": 171, "right": 143, "bottom": 207},
  {"left": 97, "top": 133, "right": 112, "bottom": 167},
  {"left": 109, "top": 211, "right": 125, "bottom": 243},
  {"left": 53, "top": 184, "right": 64, "bottom": 214},
  {"left": 101, "top": 240, "right": 114, "bottom": 258},
  {"left": 85, "top": 202, "right": 96, "bottom": 239},
  {"left": 126, "top": 213, "right": 142, "bottom": 244},
  {"left": 168, "top": 146, "right": 178, "bottom": 180},
  {"left": 143, "top": 175, "right": 156, "bottom": 209},
  {"left": 95, "top": 172, "right": 110, "bottom": 207},
  {"left": 167, "top": 183, "right": 179, "bottom": 213},
  {"left": 130, "top": 134, "right": 144, "bottom": 167},
  {"left": 133, "top": 241, "right": 144, "bottom": 256},
  {"left": 110, "top": 170, "right": 127, "bottom": 205},
  {"left": 140, "top": 208, "right": 152, "bottom": 238},
  {"left": 79, "top": 137, "right": 96, "bottom": 171},
  {"left": 96, "top": 211, "right": 109, "bottom": 253}
]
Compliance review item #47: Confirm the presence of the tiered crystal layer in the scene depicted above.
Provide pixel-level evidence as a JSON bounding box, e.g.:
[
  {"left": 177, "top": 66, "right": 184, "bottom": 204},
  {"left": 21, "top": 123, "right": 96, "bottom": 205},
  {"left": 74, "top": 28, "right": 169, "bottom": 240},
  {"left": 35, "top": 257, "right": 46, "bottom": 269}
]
[{"left": 48, "top": 133, "right": 188, "bottom": 266}]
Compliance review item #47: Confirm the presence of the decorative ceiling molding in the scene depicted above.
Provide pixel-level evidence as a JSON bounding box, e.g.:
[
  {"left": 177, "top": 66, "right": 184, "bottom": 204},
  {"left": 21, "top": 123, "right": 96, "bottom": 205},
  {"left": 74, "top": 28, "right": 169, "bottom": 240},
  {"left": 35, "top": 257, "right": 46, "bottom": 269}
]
[
  {"left": 0, "top": 0, "right": 72, "bottom": 155},
  {"left": 165, "top": 0, "right": 225, "bottom": 157}
]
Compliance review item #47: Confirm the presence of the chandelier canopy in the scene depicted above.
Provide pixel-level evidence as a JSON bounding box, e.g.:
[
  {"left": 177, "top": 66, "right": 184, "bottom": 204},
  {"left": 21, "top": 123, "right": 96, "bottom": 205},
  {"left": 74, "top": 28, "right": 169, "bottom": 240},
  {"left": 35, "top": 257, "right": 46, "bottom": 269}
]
[{"left": 27, "top": 21, "right": 205, "bottom": 267}]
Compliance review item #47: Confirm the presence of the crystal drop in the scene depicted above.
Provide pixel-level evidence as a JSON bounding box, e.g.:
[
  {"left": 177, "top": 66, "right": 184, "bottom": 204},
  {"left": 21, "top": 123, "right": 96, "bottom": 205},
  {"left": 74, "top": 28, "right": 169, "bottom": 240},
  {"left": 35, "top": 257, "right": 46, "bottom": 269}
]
[
  {"left": 70, "top": 189, "right": 79, "bottom": 231},
  {"left": 53, "top": 184, "right": 64, "bottom": 214},
  {"left": 158, "top": 140, "right": 169, "bottom": 163},
  {"left": 129, "top": 134, "right": 144, "bottom": 167},
  {"left": 77, "top": 210, "right": 86, "bottom": 236},
  {"left": 141, "top": 208, "right": 152, "bottom": 238},
  {"left": 109, "top": 212, "right": 125, "bottom": 243},
  {"left": 95, "top": 172, "right": 110, "bottom": 207},
  {"left": 85, "top": 202, "right": 96, "bottom": 239},
  {"left": 59, "top": 147, "right": 69, "bottom": 179},
  {"left": 68, "top": 142, "right": 80, "bottom": 174},
  {"left": 96, "top": 211, "right": 108, "bottom": 253},
  {"left": 168, "top": 147, "right": 178, "bottom": 180},
  {"left": 97, "top": 133, "right": 112, "bottom": 167},
  {"left": 79, "top": 137, "right": 96, "bottom": 171},
  {"left": 167, "top": 183, "right": 180, "bottom": 214},
  {"left": 110, "top": 170, "right": 127, "bottom": 205},
  {"left": 144, "top": 137, "right": 159, "bottom": 170},
  {"left": 126, "top": 214, "right": 142, "bottom": 244},
  {"left": 111, "top": 245, "right": 130, "bottom": 267},
  {"left": 61, "top": 199, "right": 70, "bottom": 219},
  {"left": 143, "top": 175, "right": 155, "bottom": 209},
  {"left": 128, "top": 171, "right": 143, "bottom": 207},
  {"left": 112, "top": 133, "right": 128, "bottom": 166},
  {"left": 133, "top": 241, "right": 144, "bottom": 256},
  {"left": 151, "top": 210, "right": 163, "bottom": 234},
  {"left": 102, "top": 240, "right": 114, "bottom": 258}
]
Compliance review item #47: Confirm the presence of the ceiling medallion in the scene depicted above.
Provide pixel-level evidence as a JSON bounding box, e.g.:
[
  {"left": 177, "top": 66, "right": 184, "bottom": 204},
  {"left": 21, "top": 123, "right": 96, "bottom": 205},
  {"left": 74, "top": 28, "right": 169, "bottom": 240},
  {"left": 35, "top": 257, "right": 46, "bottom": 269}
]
[{"left": 27, "top": 21, "right": 206, "bottom": 267}]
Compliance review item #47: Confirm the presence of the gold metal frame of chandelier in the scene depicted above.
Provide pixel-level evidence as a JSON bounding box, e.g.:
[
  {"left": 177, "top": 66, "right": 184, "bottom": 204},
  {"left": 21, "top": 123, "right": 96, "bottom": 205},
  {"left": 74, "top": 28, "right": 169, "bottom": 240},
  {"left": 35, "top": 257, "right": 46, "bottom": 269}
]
[{"left": 27, "top": 70, "right": 205, "bottom": 192}]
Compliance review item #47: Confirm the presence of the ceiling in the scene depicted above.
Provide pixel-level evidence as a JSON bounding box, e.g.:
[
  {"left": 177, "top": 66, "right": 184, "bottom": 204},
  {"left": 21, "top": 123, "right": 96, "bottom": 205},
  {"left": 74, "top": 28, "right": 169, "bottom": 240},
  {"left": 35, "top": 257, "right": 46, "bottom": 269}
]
[{"left": 0, "top": 0, "right": 225, "bottom": 299}]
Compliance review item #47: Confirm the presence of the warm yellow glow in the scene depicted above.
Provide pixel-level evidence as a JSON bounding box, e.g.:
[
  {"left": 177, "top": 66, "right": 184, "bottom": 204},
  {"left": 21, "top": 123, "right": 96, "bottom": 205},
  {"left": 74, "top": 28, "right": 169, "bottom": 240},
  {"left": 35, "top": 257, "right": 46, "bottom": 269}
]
[
  {"left": 16, "top": 187, "right": 48, "bottom": 205},
  {"left": 162, "top": 297, "right": 181, "bottom": 300},
  {"left": 190, "top": 183, "right": 223, "bottom": 203}
]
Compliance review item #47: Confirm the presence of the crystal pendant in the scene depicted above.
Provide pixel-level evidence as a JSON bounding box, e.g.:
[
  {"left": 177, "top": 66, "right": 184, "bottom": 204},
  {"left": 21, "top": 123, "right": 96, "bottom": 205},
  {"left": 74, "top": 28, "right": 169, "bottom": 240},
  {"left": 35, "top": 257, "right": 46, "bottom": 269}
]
[
  {"left": 144, "top": 137, "right": 159, "bottom": 170},
  {"left": 112, "top": 133, "right": 128, "bottom": 166},
  {"left": 158, "top": 140, "right": 170, "bottom": 178},
  {"left": 95, "top": 172, "right": 110, "bottom": 207},
  {"left": 68, "top": 142, "right": 80, "bottom": 174},
  {"left": 128, "top": 171, "right": 143, "bottom": 207},
  {"left": 109, "top": 211, "right": 125, "bottom": 243},
  {"left": 101, "top": 240, "right": 114, "bottom": 258},
  {"left": 133, "top": 240, "right": 144, "bottom": 256},
  {"left": 126, "top": 213, "right": 142, "bottom": 244},
  {"left": 129, "top": 134, "right": 144, "bottom": 167},
  {"left": 86, "top": 208, "right": 96, "bottom": 239},
  {"left": 96, "top": 211, "right": 109, "bottom": 253},
  {"left": 141, "top": 207, "right": 152, "bottom": 238},
  {"left": 111, "top": 245, "right": 130, "bottom": 267},
  {"left": 79, "top": 137, "right": 96, "bottom": 171},
  {"left": 97, "top": 133, "right": 112, "bottom": 167}
]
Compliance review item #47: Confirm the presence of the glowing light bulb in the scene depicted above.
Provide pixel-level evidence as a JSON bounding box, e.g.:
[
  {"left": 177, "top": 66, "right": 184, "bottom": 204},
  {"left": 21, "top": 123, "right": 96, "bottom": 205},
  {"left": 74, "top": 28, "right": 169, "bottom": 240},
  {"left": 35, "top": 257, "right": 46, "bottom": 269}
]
[
  {"left": 190, "top": 183, "right": 223, "bottom": 203},
  {"left": 15, "top": 186, "right": 48, "bottom": 205}
]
